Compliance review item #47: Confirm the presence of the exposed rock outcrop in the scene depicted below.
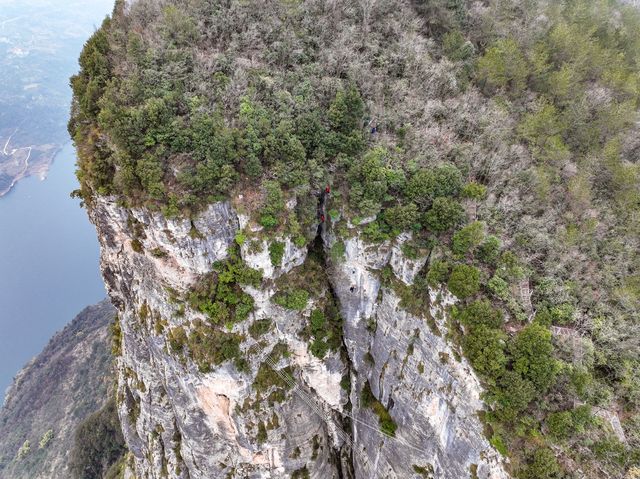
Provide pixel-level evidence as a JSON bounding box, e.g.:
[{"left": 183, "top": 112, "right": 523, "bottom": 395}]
[{"left": 88, "top": 195, "right": 508, "bottom": 478}]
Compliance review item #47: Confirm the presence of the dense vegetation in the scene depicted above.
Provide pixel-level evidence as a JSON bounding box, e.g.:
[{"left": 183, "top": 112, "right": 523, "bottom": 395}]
[
  {"left": 70, "top": 0, "right": 640, "bottom": 477},
  {"left": 69, "top": 399, "right": 126, "bottom": 479}
]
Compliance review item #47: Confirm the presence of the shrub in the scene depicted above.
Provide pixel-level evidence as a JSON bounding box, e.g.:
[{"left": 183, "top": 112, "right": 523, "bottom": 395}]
[
  {"left": 274, "top": 289, "right": 309, "bottom": 311},
  {"left": 477, "top": 236, "right": 501, "bottom": 264},
  {"left": 447, "top": 264, "right": 480, "bottom": 299},
  {"left": 462, "top": 182, "right": 487, "bottom": 200},
  {"left": 269, "top": 241, "right": 285, "bottom": 267},
  {"left": 477, "top": 38, "right": 528, "bottom": 93},
  {"left": 459, "top": 300, "right": 504, "bottom": 329},
  {"left": 330, "top": 241, "right": 346, "bottom": 262},
  {"left": 361, "top": 382, "right": 397, "bottom": 437},
  {"left": 187, "top": 320, "right": 244, "bottom": 372},
  {"left": 443, "top": 30, "right": 473, "bottom": 61},
  {"left": 462, "top": 325, "right": 507, "bottom": 381},
  {"left": 248, "top": 319, "right": 272, "bottom": 339},
  {"left": 492, "top": 371, "right": 536, "bottom": 421},
  {"left": 511, "top": 324, "right": 558, "bottom": 392},
  {"left": 546, "top": 410, "right": 574, "bottom": 440},
  {"left": 520, "top": 448, "right": 561, "bottom": 479},
  {"left": 426, "top": 259, "right": 450, "bottom": 287},
  {"left": 405, "top": 164, "right": 463, "bottom": 209},
  {"left": 131, "top": 239, "right": 143, "bottom": 253},
  {"left": 384, "top": 203, "right": 420, "bottom": 232},
  {"left": 425, "top": 197, "right": 466, "bottom": 233},
  {"left": 39, "top": 429, "right": 54, "bottom": 449},
  {"left": 188, "top": 251, "right": 261, "bottom": 324},
  {"left": 168, "top": 326, "right": 187, "bottom": 353},
  {"left": 69, "top": 399, "right": 126, "bottom": 479},
  {"left": 259, "top": 214, "right": 278, "bottom": 229},
  {"left": 452, "top": 222, "right": 485, "bottom": 257}
]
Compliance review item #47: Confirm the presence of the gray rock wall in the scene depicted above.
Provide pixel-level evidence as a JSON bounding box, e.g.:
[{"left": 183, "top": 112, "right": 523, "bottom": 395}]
[{"left": 88, "top": 196, "right": 509, "bottom": 478}]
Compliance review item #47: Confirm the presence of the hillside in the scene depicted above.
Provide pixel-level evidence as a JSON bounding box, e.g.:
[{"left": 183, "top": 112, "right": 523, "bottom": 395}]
[
  {"left": 70, "top": 1, "right": 640, "bottom": 478},
  {"left": 0, "top": 300, "right": 120, "bottom": 478}
]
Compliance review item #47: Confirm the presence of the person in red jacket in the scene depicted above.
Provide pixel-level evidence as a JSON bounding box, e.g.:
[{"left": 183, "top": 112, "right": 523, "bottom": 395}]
[{"left": 325, "top": 185, "right": 330, "bottom": 194}]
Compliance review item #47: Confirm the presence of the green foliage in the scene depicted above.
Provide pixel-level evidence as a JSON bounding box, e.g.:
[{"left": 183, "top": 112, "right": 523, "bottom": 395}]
[
  {"left": 168, "top": 326, "right": 187, "bottom": 353},
  {"left": 188, "top": 249, "right": 261, "bottom": 324},
  {"left": 452, "top": 221, "right": 485, "bottom": 257},
  {"left": 405, "top": 164, "right": 463, "bottom": 210},
  {"left": 253, "top": 363, "right": 292, "bottom": 396},
  {"left": 424, "top": 197, "right": 465, "bottom": 233},
  {"left": 347, "top": 147, "right": 401, "bottom": 217},
  {"left": 462, "top": 182, "right": 487, "bottom": 200},
  {"left": 69, "top": 399, "right": 126, "bottom": 479},
  {"left": 248, "top": 319, "right": 272, "bottom": 339},
  {"left": 269, "top": 241, "right": 285, "bottom": 267},
  {"left": 412, "top": 463, "right": 435, "bottom": 477},
  {"left": 38, "top": 430, "right": 54, "bottom": 449},
  {"left": 383, "top": 203, "right": 420, "bottom": 232},
  {"left": 329, "top": 241, "right": 346, "bottom": 262},
  {"left": 443, "top": 30, "right": 473, "bottom": 61},
  {"left": 546, "top": 410, "right": 573, "bottom": 440},
  {"left": 490, "top": 434, "right": 508, "bottom": 455},
  {"left": 361, "top": 382, "right": 397, "bottom": 437},
  {"left": 511, "top": 324, "right": 558, "bottom": 392},
  {"left": 519, "top": 448, "right": 560, "bottom": 479},
  {"left": 16, "top": 440, "right": 30, "bottom": 461},
  {"left": 291, "top": 466, "right": 310, "bottom": 479},
  {"left": 426, "top": 259, "right": 450, "bottom": 287},
  {"left": 459, "top": 300, "right": 504, "bottom": 329},
  {"left": 273, "top": 289, "right": 309, "bottom": 311},
  {"left": 307, "top": 304, "right": 343, "bottom": 359},
  {"left": 259, "top": 181, "right": 285, "bottom": 229},
  {"left": 477, "top": 236, "right": 501, "bottom": 265},
  {"left": 547, "top": 405, "right": 593, "bottom": 440},
  {"left": 187, "top": 320, "right": 244, "bottom": 373},
  {"left": 462, "top": 325, "right": 507, "bottom": 381},
  {"left": 447, "top": 264, "right": 480, "bottom": 299},
  {"left": 110, "top": 317, "right": 123, "bottom": 357},
  {"left": 491, "top": 370, "right": 536, "bottom": 421},
  {"left": 477, "top": 38, "right": 528, "bottom": 93}
]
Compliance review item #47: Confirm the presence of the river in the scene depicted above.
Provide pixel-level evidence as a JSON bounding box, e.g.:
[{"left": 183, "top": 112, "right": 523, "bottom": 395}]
[{"left": 0, "top": 143, "right": 105, "bottom": 395}]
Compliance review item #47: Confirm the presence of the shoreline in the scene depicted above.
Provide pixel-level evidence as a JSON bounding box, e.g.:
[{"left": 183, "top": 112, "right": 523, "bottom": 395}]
[{"left": 0, "top": 143, "right": 66, "bottom": 198}]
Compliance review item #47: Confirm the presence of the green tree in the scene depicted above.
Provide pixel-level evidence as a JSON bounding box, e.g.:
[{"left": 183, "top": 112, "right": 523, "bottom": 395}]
[
  {"left": 384, "top": 203, "right": 420, "bottom": 232},
  {"left": 452, "top": 221, "right": 485, "bottom": 256},
  {"left": 477, "top": 38, "right": 528, "bottom": 93},
  {"left": 459, "top": 300, "right": 504, "bottom": 329},
  {"left": 462, "top": 325, "right": 507, "bottom": 381},
  {"left": 492, "top": 371, "right": 536, "bottom": 421},
  {"left": 425, "top": 197, "right": 465, "bottom": 233},
  {"left": 447, "top": 264, "right": 480, "bottom": 299},
  {"left": 511, "top": 324, "right": 558, "bottom": 391},
  {"left": 520, "top": 448, "right": 561, "bottom": 479},
  {"left": 405, "top": 164, "right": 463, "bottom": 209}
]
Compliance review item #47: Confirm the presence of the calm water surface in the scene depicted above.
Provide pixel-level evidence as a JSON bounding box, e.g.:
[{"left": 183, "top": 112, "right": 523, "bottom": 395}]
[{"left": 0, "top": 143, "right": 105, "bottom": 395}]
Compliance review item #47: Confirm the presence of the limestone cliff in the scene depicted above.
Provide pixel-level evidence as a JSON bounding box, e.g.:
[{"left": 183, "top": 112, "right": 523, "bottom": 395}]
[{"left": 89, "top": 195, "right": 508, "bottom": 478}]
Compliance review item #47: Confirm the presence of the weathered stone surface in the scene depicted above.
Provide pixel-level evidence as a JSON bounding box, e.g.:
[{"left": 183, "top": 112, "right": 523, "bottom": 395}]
[{"left": 87, "top": 195, "right": 509, "bottom": 478}]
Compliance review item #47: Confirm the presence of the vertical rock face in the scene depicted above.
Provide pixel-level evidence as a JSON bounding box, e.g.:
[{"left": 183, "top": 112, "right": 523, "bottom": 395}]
[{"left": 88, "top": 196, "right": 508, "bottom": 478}]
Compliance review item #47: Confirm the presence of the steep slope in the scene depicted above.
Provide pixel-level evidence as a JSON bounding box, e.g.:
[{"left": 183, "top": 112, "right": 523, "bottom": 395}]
[
  {"left": 88, "top": 194, "right": 507, "bottom": 478},
  {"left": 0, "top": 300, "right": 116, "bottom": 478},
  {"left": 71, "top": 0, "right": 640, "bottom": 478}
]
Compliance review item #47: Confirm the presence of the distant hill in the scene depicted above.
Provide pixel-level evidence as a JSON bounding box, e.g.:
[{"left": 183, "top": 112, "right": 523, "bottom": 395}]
[{"left": 0, "top": 299, "right": 115, "bottom": 478}]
